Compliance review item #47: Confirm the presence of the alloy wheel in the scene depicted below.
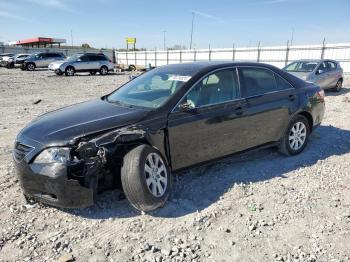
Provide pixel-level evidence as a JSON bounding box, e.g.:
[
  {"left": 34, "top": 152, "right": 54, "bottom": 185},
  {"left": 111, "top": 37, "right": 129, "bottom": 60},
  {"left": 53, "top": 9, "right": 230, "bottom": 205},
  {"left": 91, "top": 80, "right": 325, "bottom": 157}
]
[
  {"left": 144, "top": 153, "right": 167, "bottom": 197},
  {"left": 289, "top": 121, "right": 307, "bottom": 151},
  {"left": 101, "top": 67, "right": 108, "bottom": 75},
  {"left": 66, "top": 68, "right": 74, "bottom": 76}
]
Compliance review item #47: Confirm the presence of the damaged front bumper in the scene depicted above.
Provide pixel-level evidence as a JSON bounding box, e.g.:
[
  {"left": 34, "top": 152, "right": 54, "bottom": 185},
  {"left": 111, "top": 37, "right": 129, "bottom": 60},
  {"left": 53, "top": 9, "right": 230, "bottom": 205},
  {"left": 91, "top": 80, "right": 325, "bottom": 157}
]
[{"left": 15, "top": 160, "right": 95, "bottom": 208}]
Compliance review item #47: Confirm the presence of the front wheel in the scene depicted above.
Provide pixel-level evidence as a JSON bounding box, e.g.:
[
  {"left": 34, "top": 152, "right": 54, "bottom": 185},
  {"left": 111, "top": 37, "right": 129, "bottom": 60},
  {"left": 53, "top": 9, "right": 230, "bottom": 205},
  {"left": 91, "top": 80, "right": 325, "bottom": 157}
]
[
  {"left": 65, "top": 66, "right": 75, "bottom": 76},
  {"left": 121, "top": 145, "right": 171, "bottom": 212},
  {"left": 278, "top": 115, "right": 310, "bottom": 156},
  {"left": 26, "top": 63, "right": 36, "bottom": 71}
]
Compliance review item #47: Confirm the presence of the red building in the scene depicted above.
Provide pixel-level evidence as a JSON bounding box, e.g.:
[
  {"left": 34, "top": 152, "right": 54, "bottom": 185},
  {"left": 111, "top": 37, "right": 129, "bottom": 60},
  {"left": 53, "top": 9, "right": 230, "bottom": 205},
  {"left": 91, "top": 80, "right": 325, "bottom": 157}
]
[{"left": 13, "top": 37, "right": 66, "bottom": 48}]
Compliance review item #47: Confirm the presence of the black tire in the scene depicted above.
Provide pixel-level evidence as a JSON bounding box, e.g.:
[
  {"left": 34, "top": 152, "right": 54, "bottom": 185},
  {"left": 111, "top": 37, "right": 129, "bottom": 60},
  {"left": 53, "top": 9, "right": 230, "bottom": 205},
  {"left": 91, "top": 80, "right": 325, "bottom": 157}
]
[
  {"left": 65, "top": 66, "right": 75, "bottom": 76},
  {"left": 90, "top": 71, "right": 97, "bottom": 75},
  {"left": 121, "top": 145, "right": 171, "bottom": 212},
  {"left": 26, "top": 63, "right": 36, "bottom": 71},
  {"left": 128, "top": 65, "right": 136, "bottom": 71},
  {"left": 334, "top": 79, "right": 342, "bottom": 92},
  {"left": 278, "top": 115, "right": 310, "bottom": 156},
  {"left": 99, "top": 66, "right": 108, "bottom": 75}
]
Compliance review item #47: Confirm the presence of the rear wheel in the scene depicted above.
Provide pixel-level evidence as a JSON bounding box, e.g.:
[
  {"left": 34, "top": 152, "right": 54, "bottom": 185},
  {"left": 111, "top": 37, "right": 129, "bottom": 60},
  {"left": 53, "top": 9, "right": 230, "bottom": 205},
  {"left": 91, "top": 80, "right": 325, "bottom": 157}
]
[
  {"left": 128, "top": 65, "right": 136, "bottom": 71},
  {"left": 121, "top": 145, "right": 171, "bottom": 212},
  {"left": 278, "top": 115, "right": 310, "bottom": 156},
  {"left": 99, "top": 66, "right": 108, "bottom": 75},
  {"left": 334, "top": 79, "right": 342, "bottom": 92},
  {"left": 26, "top": 63, "right": 35, "bottom": 71},
  {"left": 65, "top": 66, "right": 75, "bottom": 76}
]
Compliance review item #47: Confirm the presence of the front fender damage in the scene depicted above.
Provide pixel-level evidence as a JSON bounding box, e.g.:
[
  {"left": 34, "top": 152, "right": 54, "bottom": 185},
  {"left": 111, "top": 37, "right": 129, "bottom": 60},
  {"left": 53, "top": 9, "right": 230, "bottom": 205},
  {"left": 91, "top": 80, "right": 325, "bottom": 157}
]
[{"left": 68, "top": 126, "right": 148, "bottom": 198}]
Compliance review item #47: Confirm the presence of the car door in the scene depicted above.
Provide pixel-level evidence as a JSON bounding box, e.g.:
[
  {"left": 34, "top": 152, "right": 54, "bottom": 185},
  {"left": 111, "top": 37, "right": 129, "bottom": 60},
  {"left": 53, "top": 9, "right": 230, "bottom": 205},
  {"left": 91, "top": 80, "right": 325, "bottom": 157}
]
[
  {"left": 325, "top": 61, "right": 338, "bottom": 87},
  {"left": 35, "top": 53, "right": 46, "bottom": 67},
  {"left": 237, "top": 67, "right": 298, "bottom": 147},
  {"left": 167, "top": 68, "right": 251, "bottom": 170},
  {"left": 314, "top": 62, "right": 329, "bottom": 89},
  {"left": 89, "top": 55, "right": 102, "bottom": 70},
  {"left": 75, "top": 55, "right": 90, "bottom": 71}
]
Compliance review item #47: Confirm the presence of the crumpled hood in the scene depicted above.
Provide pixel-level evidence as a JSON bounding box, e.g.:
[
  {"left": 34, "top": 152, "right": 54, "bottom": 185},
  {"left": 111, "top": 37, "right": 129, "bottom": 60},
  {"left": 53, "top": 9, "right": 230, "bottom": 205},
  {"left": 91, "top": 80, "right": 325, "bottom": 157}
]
[{"left": 19, "top": 99, "right": 149, "bottom": 146}]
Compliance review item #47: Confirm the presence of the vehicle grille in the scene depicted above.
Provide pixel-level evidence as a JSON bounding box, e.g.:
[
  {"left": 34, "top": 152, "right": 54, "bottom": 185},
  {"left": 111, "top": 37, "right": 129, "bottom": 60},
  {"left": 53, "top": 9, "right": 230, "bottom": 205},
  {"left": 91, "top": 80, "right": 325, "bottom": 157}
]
[{"left": 13, "top": 142, "right": 34, "bottom": 162}]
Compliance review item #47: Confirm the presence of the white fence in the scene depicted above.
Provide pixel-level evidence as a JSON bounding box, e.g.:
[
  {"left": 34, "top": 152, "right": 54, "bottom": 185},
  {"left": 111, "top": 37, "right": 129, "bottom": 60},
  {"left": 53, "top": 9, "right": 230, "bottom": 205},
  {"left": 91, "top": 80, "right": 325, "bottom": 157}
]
[
  {"left": 0, "top": 46, "right": 114, "bottom": 60},
  {"left": 116, "top": 42, "right": 350, "bottom": 73}
]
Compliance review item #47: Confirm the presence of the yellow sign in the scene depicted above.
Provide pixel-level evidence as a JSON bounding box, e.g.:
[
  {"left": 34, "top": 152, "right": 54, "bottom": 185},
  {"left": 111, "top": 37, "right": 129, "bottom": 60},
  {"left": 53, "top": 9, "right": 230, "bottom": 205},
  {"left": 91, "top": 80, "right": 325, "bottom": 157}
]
[{"left": 126, "top": 37, "right": 136, "bottom": 44}]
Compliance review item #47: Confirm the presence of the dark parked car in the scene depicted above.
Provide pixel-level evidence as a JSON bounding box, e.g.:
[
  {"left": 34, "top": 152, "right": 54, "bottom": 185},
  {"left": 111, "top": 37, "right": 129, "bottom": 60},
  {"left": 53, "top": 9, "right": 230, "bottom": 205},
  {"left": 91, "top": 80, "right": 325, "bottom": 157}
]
[{"left": 14, "top": 62, "right": 325, "bottom": 211}]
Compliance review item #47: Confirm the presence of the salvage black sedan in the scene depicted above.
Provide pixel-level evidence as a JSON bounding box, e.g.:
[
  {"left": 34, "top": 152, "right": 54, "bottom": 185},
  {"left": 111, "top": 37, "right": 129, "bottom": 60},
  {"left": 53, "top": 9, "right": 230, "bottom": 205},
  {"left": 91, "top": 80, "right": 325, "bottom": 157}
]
[{"left": 13, "top": 62, "right": 325, "bottom": 211}]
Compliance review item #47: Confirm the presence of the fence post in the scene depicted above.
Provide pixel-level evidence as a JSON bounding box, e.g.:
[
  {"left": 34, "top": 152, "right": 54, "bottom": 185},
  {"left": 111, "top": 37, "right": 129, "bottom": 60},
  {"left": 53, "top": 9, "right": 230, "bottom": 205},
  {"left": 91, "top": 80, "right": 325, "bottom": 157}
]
[
  {"left": 166, "top": 49, "right": 169, "bottom": 64},
  {"left": 209, "top": 45, "right": 211, "bottom": 61},
  {"left": 257, "top": 41, "right": 261, "bottom": 62},
  {"left": 180, "top": 48, "right": 182, "bottom": 63},
  {"left": 194, "top": 49, "right": 197, "bottom": 62},
  {"left": 155, "top": 48, "right": 157, "bottom": 67},
  {"left": 285, "top": 40, "right": 290, "bottom": 66},
  {"left": 232, "top": 43, "right": 235, "bottom": 61},
  {"left": 126, "top": 51, "right": 129, "bottom": 66},
  {"left": 321, "top": 37, "right": 326, "bottom": 59},
  {"left": 115, "top": 50, "right": 118, "bottom": 64},
  {"left": 145, "top": 50, "right": 147, "bottom": 68}
]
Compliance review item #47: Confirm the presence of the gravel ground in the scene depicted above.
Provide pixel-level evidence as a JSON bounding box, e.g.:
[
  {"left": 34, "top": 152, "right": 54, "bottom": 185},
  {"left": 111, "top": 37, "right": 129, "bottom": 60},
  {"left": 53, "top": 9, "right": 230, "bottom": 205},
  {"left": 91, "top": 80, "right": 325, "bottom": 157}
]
[{"left": 0, "top": 68, "right": 350, "bottom": 262}]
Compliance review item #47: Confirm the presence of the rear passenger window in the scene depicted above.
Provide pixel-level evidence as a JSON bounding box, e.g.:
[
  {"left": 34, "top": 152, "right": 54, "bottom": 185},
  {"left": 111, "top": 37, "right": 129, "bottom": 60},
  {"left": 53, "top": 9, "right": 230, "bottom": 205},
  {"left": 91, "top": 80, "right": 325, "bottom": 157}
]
[
  {"left": 239, "top": 68, "right": 277, "bottom": 97},
  {"left": 275, "top": 74, "right": 293, "bottom": 90}
]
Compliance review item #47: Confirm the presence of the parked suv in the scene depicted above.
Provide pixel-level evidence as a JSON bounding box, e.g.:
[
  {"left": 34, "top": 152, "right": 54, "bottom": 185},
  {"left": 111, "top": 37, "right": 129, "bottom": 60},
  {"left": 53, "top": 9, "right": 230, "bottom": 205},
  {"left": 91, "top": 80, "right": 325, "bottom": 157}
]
[
  {"left": 0, "top": 53, "right": 15, "bottom": 67},
  {"left": 21, "top": 52, "right": 65, "bottom": 71},
  {"left": 283, "top": 59, "right": 344, "bottom": 92},
  {"left": 6, "top": 54, "right": 31, "bottom": 68},
  {"left": 48, "top": 53, "right": 114, "bottom": 76}
]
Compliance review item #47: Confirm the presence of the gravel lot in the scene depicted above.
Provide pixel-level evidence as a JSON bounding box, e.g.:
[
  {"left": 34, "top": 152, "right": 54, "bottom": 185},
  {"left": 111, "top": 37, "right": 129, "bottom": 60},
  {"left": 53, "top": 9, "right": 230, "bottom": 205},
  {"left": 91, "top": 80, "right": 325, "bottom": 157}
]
[{"left": 0, "top": 68, "right": 350, "bottom": 262}]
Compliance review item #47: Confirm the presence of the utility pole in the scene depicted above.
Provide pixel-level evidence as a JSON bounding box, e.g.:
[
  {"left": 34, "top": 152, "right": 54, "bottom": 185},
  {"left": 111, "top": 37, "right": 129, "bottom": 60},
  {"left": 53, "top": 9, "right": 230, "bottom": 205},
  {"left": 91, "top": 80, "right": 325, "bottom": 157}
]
[
  {"left": 163, "top": 30, "right": 166, "bottom": 50},
  {"left": 70, "top": 29, "right": 73, "bottom": 47},
  {"left": 190, "top": 12, "right": 195, "bottom": 50},
  {"left": 290, "top": 28, "right": 294, "bottom": 46}
]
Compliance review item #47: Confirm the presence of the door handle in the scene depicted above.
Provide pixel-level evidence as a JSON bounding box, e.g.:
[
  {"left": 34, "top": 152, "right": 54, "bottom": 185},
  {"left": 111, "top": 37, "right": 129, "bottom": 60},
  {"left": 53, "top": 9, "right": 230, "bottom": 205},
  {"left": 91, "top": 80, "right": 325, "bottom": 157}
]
[{"left": 289, "top": 94, "right": 297, "bottom": 101}]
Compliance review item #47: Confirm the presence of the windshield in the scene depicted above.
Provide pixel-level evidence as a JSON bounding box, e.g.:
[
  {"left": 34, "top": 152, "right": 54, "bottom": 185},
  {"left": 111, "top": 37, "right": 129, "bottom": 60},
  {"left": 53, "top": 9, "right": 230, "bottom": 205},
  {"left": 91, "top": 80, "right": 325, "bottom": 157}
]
[
  {"left": 284, "top": 61, "right": 318, "bottom": 72},
  {"left": 106, "top": 67, "right": 196, "bottom": 109}
]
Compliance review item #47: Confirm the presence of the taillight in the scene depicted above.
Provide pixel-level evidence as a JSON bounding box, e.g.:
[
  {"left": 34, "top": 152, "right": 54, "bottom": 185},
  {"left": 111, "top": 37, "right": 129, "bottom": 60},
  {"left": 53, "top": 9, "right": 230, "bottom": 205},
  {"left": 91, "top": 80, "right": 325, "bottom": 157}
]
[{"left": 316, "top": 90, "right": 325, "bottom": 101}]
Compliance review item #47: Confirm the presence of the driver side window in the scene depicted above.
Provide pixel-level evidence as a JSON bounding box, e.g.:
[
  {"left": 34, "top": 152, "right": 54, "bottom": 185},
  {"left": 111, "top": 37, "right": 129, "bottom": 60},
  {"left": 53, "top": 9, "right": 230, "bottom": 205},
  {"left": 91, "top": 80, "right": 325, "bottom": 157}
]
[{"left": 181, "top": 69, "right": 239, "bottom": 108}]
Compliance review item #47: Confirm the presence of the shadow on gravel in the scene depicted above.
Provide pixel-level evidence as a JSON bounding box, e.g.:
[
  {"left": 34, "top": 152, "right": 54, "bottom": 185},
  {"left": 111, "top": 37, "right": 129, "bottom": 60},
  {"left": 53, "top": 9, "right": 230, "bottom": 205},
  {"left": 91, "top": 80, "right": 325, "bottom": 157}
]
[
  {"left": 47, "top": 72, "right": 129, "bottom": 78},
  {"left": 325, "top": 86, "right": 350, "bottom": 96},
  {"left": 66, "top": 125, "right": 350, "bottom": 219}
]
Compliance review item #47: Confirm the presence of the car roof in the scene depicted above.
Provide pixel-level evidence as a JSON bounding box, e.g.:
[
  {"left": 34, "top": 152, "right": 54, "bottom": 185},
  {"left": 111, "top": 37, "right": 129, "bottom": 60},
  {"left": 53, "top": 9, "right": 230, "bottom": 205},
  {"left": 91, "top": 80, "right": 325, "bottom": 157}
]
[{"left": 292, "top": 59, "right": 338, "bottom": 63}]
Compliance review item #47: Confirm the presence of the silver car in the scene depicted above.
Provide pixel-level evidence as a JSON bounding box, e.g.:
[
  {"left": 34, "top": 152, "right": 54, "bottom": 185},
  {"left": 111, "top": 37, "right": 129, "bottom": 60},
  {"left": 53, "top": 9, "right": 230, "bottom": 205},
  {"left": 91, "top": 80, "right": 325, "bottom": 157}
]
[
  {"left": 21, "top": 52, "right": 66, "bottom": 71},
  {"left": 283, "top": 59, "right": 343, "bottom": 92},
  {"left": 48, "top": 53, "right": 114, "bottom": 76}
]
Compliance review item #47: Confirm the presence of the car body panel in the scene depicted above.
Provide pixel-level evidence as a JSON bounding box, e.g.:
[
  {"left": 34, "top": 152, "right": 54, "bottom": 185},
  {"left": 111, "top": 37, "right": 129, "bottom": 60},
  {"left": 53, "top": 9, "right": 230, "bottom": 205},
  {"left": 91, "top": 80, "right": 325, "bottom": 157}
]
[
  {"left": 14, "top": 61, "right": 325, "bottom": 208},
  {"left": 283, "top": 59, "right": 343, "bottom": 90},
  {"left": 23, "top": 52, "right": 65, "bottom": 69},
  {"left": 48, "top": 53, "right": 114, "bottom": 73}
]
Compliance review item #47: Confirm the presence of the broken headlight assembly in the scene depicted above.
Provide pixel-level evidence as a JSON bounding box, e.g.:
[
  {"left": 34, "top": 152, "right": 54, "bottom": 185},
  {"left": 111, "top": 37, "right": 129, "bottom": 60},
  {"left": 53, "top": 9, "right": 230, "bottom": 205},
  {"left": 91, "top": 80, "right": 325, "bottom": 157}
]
[{"left": 34, "top": 147, "right": 71, "bottom": 164}]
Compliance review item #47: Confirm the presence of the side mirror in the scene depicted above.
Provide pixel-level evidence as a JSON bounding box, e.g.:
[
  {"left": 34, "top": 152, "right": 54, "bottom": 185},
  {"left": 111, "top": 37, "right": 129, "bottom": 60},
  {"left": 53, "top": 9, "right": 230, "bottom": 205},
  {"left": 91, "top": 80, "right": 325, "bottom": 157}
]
[
  {"left": 316, "top": 69, "right": 323, "bottom": 75},
  {"left": 179, "top": 101, "right": 195, "bottom": 112}
]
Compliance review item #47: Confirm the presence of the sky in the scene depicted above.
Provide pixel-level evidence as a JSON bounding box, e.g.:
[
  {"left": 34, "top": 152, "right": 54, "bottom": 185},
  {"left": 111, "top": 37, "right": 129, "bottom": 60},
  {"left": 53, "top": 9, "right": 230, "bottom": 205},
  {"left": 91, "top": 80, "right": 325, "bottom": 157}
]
[{"left": 0, "top": 0, "right": 349, "bottom": 50}]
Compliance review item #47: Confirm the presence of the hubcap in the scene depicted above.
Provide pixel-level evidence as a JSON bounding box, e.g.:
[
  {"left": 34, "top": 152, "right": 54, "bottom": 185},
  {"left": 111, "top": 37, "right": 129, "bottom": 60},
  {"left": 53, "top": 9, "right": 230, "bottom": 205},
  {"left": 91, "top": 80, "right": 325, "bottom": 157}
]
[
  {"left": 289, "top": 121, "right": 307, "bottom": 151},
  {"left": 337, "top": 81, "right": 342, "bottom": 90},
  {"left": 144, "top": 153, "right": 167, "bottom": 197},
  {"left": 101, "top": 67, "right": 107, "bottom": 74},
  {"left": 28, "top": 64, "right": 34, "bottom": 70},
  {"left": 67, "top": 68, "right": 74, "bottom": 76}
]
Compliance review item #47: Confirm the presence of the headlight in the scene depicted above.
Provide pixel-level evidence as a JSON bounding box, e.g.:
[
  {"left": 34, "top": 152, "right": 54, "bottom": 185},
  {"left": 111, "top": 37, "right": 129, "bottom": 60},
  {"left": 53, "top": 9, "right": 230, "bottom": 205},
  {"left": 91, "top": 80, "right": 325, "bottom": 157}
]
[{"left": 34, "top": 147, "right": 71, "bottom": 164}]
